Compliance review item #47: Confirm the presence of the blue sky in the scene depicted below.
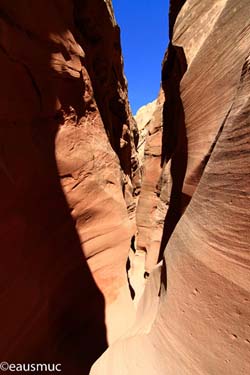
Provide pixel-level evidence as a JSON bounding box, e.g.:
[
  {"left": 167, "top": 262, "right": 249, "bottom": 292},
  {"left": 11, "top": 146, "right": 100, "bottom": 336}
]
[{"left": 112, "top": 0, "right": 169, "bottom": 114}]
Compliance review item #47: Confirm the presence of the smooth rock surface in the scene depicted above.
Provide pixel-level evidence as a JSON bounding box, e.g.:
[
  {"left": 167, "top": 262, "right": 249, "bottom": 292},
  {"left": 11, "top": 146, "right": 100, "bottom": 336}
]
[{"left": 91, "top": 1, "right": 250, "bottom": 374}]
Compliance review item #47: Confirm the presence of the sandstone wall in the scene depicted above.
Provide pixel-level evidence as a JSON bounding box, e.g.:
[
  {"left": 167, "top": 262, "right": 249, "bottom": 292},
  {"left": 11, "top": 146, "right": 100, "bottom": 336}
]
[
  {"left": 1, "top": 1, "right": 249, "bottom": 373},
  {"left": 0, "top": 1, "right": 139, "bottom": 372},
  {"left": 92, "top": 1, "right": 250, "bottom": 374},
  {"left": 135, "top": 90, "right": 168, "bottom": 272}
]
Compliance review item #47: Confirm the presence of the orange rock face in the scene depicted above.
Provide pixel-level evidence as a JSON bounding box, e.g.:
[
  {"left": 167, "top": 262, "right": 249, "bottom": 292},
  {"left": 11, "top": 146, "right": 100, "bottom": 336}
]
[
  {"left": 0, "top": 0, "right": 139, "bottom": 372},
  {"left": 135, "top": 90, "right": 168, "bottom": 272},
  {"left": 1, "top": 1, "right": 250, "bottom": 374},
  {"left": 92, "top": 1, "right": 250, "bottom": 374}
]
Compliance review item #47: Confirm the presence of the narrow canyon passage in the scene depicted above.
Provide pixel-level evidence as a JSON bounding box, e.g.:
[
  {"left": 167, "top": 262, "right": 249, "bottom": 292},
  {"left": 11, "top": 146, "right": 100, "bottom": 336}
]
[{"left": 0, "top": 1, "right": 250, "bottom": 375}]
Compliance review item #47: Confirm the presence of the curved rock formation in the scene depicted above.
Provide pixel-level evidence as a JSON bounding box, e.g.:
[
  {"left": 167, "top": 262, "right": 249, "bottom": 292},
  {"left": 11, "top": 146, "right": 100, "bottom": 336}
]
[
  {"left": 1, "top": 0, "right": 250, "bottom": 374},
  {"left": 0, "top": 0, "right": 139, "bottom": 372},
  {"left": 92, "top": 0, "right": 250, "bottom": 374}
]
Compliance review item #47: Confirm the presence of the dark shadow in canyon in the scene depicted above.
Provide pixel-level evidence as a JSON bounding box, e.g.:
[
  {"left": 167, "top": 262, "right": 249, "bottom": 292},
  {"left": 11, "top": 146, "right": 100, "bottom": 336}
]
[
  {"left": 169, "top": 1, "right": 187, "bottom": 40},
  {"left": 126, "top": 257, "right": 135, "bottom": 300},
  {"left": 158, "top": 44, "right": 188, "bottom": 262},
  {"left": 0, "top": 3, "right": 107, "bottom": 374}
]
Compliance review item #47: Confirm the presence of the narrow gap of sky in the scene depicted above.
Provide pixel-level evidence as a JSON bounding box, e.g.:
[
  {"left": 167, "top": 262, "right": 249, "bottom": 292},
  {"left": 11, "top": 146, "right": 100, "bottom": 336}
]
[{"left": 112, "top": 0, "right": 169, "bottom": 114}]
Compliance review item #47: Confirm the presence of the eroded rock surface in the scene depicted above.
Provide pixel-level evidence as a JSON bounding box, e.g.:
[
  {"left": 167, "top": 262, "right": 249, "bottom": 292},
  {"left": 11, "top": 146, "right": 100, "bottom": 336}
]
[
  {"left": 0, "top": 0, "right": 139, "bottom": 372},
  {"left": 92, "top": 1, "right": 250, "bottom": 374},
  {"left": 134, "top": 98, "right": 157, "bottom": 160},
  {"left": 1, "top": 0, "right": 250, "bottom": 374},
  {"left": 135, "top": 90, "right": 169, "bottom": 272}
]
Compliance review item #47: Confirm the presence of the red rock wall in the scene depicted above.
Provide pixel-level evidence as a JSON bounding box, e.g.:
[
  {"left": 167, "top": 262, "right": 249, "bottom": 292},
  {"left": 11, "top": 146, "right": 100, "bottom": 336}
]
[
  {"left": 135, "top": 90, "right": 167, "bottom": 272},
  {"left": 92, "top": 1, "right": 250, "bottom": 374},
  {"left": 0, "top": 0, "right": 138, "bottom": 372}
]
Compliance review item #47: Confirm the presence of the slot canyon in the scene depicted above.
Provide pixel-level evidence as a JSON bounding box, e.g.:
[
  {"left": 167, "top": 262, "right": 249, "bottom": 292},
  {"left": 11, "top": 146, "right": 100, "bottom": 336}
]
[{"left": 0, "top": 1, "right": 249, "bottom": 374}]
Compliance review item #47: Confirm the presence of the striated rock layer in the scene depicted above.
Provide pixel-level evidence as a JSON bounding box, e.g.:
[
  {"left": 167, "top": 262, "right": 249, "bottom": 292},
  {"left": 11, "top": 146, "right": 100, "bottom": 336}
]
[
  {"left": 92, "top": 0, "right": 250, "bottom": 374},
  {"left": 0, "top": 1, "right": 139, "bottom": 373}
]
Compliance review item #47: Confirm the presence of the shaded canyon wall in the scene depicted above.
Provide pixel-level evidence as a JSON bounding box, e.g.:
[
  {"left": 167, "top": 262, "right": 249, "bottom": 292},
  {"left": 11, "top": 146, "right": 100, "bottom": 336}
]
[{"left": 0, "top": 0, "right": 139, "bottom": 373}]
